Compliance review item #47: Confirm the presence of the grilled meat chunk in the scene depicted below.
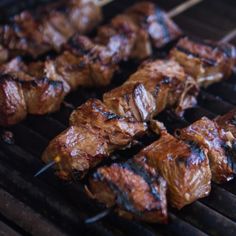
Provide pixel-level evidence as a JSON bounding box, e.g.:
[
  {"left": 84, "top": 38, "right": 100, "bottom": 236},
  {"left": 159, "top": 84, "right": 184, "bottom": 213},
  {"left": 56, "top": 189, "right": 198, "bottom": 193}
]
[
  {"left": 0, "top": 58, "right": 67, "bottom": 126},
  {"left": 64, "top": 35, "right": 119, "bottom": 87},
  {"left": 177, "top": 117, "right": 236, "bottom": 183},
  {"left": 0, "top": 0, "right": 102, "bottom": 63},
  {"left": 135, "top": 131, "right": 211, "bottom": 209},
  {"left": 42, "top": 99, "right": 147, "bottom": 180},
  {"left": 103, "top": 59, "right": 198, "bottom": 121},
  {"left": 170, "top": 37, "right": 236, "bottom": 87},
  {"left": 126, "top": 2, "right": 182, "bottom": 48},
  {"left": 88, "top": 157, "right": 167, "bottom": 223},
  {"left": 215, "top": 109, "right": 236, "bottom": 137},
  {"left": 96, "top": 14, "right": 151, "bottom": 60}
]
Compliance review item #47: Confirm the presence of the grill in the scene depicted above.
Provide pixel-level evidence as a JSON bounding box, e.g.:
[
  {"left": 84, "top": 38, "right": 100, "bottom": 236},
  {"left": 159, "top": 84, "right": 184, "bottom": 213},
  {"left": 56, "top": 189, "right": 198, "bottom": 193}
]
[{"left": 0, "top": 0, "right": 236, "bottom": 235}]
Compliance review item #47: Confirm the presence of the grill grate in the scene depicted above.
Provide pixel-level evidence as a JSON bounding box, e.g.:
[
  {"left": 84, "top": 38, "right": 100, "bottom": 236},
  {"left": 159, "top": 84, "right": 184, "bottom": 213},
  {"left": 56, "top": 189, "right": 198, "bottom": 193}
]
[{"left": 0, "top": 0, "right": 236, "bottom": 235}]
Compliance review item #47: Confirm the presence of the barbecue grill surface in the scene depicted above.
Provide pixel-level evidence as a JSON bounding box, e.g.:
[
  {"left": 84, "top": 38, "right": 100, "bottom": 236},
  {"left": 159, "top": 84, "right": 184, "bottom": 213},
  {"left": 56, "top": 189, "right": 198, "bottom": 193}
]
[{"left": 0, "top": 0, "right": 236, "bottom": 235}]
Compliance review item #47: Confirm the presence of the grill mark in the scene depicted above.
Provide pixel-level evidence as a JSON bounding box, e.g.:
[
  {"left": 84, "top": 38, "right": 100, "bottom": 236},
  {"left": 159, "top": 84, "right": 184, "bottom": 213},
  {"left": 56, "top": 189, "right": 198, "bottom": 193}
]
[
  {"left": 156, "top": 8, "right": 170, "bottom": 42},
  {"left": 176, "top": 45, "right": 217, "bottom": 66},
  {"left": 91, "top": 102, "right": 121, "bottom": 120},
  {"left": 223, "top": 141, "right": 236, "bottom": 173},
  {"left": 93, "top": 170, "right": 144, "bottom": 216},
  {"left": 185, "top": 36, "right": 233, "bottom": 58},
  {"left": 0, "top": 73, "right": 63, "bottom": 89},
  {"left": 177, "top": 141, "right": 207, "bottom": 167},
  {"left": 119, "top": 158, "right": 161, "bottom": 201}
]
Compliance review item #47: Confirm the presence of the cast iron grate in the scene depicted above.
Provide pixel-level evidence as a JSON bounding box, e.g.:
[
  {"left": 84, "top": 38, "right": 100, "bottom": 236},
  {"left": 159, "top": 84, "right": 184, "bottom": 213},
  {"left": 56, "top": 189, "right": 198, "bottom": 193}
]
[{"left": 0, "top": 0, "right": 236, "bottom": 235}]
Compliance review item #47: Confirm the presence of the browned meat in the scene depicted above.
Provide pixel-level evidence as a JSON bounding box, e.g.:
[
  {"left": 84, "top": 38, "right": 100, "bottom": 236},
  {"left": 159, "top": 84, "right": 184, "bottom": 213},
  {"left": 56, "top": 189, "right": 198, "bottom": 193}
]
[
  {"left": 42, "top": 99, "right": 147, "bottom": 180},
  {"left": 0, "top": 58, "right": 67, "bottom": 126},
  {"left": 170, "top": 37, "right": 236, "bottom": 87},
  {"left": 103, "top": 59, "right": 198, "bottom": 121},
  {"left": 64, "top": 35, "right": 119, "bottom": 87},
  {"left": 135, "top": 131, "right": 211, "bottom": 209},
  {"left": 215, "top": 109, "right": 236, "bottom": 137},
  {"left": 88, "top": 157, "right": 167, "bottom": 223},
  {"left": 96, "top": 14, "right": 151, "bottom": 60},
  {"left": 126, "top": 2, "right": 182, "bottom": 48},
  {"left": 176, "top": 117, "right": 236, "bottom": 183},
  {"left": 0, "top": 0, "right": 102, "bottom": 63}
]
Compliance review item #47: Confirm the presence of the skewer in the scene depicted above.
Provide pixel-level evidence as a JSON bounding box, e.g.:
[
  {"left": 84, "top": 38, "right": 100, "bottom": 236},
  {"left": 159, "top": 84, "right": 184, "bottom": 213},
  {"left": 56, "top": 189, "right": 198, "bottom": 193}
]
[
  {"left": 34, "top": 0, "right": 236, "bottom": 180},
  {"left": 34, "top": 156, "right": 60, "bottom": 177},
  {"left": 85, "top": 209, "right": 111, "bottom": 224}
]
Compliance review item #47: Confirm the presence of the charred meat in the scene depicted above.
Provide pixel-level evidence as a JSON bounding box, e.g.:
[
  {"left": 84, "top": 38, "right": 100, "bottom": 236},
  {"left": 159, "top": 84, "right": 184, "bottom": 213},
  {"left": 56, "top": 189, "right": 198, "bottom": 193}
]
[
  {"left": 170, "top": 37, "right": 236, "bottom": 87},
  {"left": 135, "top": 131, "right": 211, "bottom": 209},
  {"left": 103, "top": 59, "right": 198, "bottom": 121},
  {"left": 88, "top": 157, "right": 167, "bottom": 223},
  {"left": 0, "top": 0, "right": 102, "bottom": 63},
  {"left": 176, "top": 117, "right": 236, "bottom": 183},
  {"left": 42, "top": 99, "right": 147, "bottom": 180}
]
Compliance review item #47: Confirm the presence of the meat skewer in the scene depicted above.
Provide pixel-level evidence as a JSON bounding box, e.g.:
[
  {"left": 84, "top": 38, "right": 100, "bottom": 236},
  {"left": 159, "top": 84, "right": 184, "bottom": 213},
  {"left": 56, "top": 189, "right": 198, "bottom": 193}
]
[
  {"left": 40, "top": 33, "right": 235, "bottom": 180},
  {"left": 0, "top": 1, "right": 182, "bottom": 126},
  {"left": 41, "top": 59, "right": 197, "bottom": 180},
  {"left": 0, "top": 0, "right": 104, "bottom": 64},
  {"left": 88, "top": 110, "right": 236, "bottom": 223}
]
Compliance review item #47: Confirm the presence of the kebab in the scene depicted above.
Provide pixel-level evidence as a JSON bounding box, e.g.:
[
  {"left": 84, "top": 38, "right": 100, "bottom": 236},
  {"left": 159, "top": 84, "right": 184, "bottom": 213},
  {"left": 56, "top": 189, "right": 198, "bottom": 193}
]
[
  {"left": 0, "top": 0, "right": 103, "bottom": 64},
  {"left": 88, "top": 110, "right": 236, "bottom": 223},
  {"left": 41, "top": 58, "right": 196, "bottom": 179},
  {"left": 38, "top": 33, "right": 235, "bottom": 224},
  {"left": 41, "top": 33, "right": 236, "bottom": 181},
  {"left": 0, "top": 1, "right": 182, "bottom": 126}
]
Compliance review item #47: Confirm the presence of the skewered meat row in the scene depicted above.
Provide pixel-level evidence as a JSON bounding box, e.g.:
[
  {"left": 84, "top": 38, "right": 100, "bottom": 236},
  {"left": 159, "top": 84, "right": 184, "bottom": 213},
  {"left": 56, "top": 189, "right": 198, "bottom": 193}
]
[
  {"left": 104, "top": 36, "right": 236, "bottom": 120},
  {"left": 170, "top": 36, "right": 236, "bottom": 87},
  {"left": 0, "top": 0, "right": 102, "bottom": 64},
  {"left": 42, "top": 58, "right": 197, "bottom": 180},
  {"left": 88, "top": 110, "right": 236, "bottom": 223},
  {"left": 0, "top": 1, "right": 182, "bottom": 126},
  {"left": 42, "top": 35, "right": 235, "bottom": 181},
  {"left": 41, "top": 34, "right": 236, "bottom": 222}
]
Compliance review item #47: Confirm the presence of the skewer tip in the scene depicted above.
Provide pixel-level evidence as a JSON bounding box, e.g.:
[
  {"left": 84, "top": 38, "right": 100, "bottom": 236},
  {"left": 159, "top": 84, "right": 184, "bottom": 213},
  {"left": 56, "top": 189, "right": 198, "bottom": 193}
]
[
  {"left": 34, "top": 156, "right": 61, "bottom": 177},
  {"left": 85, "top": 208, "right": 111, "bottom": 224}
]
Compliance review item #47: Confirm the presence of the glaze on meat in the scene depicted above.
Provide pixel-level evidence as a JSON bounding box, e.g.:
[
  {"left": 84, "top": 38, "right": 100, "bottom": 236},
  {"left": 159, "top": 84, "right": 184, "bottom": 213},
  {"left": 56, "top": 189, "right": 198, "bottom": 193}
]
[
  {"left": 170, "top": 37, "right": 236, "bottom": 87},
  {"left": 89, "top": 157, "right": 167, "bottom": 223},
  {"left": 0, "top": 0, "right": 102, "bottom": 63},
  {"left": 103, "top": 59, "right": 198, "bottom": 121},
  {"left": 177, "top": 117, "right": 236, "bottom": 183},
  {"left": 42, "top": 99, "right": 147, "bottom": 180}
]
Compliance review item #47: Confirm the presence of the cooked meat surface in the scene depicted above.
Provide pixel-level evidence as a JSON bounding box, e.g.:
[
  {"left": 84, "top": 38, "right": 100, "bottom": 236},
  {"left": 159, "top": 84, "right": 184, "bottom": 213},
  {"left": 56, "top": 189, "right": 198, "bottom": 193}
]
[
  {"left": 0, "top": 58, "right": 67, "bottom": 126},
  {"left": 88, "top": 157, "right": 167, "bottom": 223},
  {"left": 126, "top": 1, "right": 182, "bottom": 48},
  {"left": 177, "top": 117, "right": 236, "bottom": 183},
  {"left": 0, "top": 0, "right": 102, "bottom": 63},
  {"left": 170, "top": 37, "right": 236, "bottom": 87},
  {"left": 215, "top": 109, "right": 236, "bottom": 137},
  {"left": 103, "top": 59, "right": 198, "bottom": 121},
  {"left": 135, "top": 131, "right": 211, "bottom": 209},
  {"left": 42, "top": 99, "right": 147, "bottom": 180}
]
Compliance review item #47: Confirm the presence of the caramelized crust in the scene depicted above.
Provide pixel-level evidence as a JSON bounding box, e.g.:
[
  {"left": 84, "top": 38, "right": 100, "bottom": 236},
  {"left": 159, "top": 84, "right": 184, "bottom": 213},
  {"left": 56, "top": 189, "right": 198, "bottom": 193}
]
[
  {"left": 170, "top": 37, "right": 236, "bottom": 87},
  {"left": 96, "top": 14, "right": 151, "bottom": 60},
  {"left": 177, "top": 117, "right": 236, "bottom": 183},
  {"left": 126, "top": 2, "right": 182, "bottom": 48},
  {"left": 103, "top": 59, "right": 198, "bottom": 121},
  {"left": 0, "top": 0, "right": 102, "bottom": 62},
  {"left": 0, "top": 58, "right": 67, "bottom": 126},
  {"left": 42, "top": 99, "right": 147, "bottom": 180},
  {"left": 136, "top": 132, "right": 211, "bottom": 209},
  {"left": 215, "top": 109, "right": 236, "bottom": 137},
  {"left": 89, "top": 157, "right": 167, "bottom": 223}
]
